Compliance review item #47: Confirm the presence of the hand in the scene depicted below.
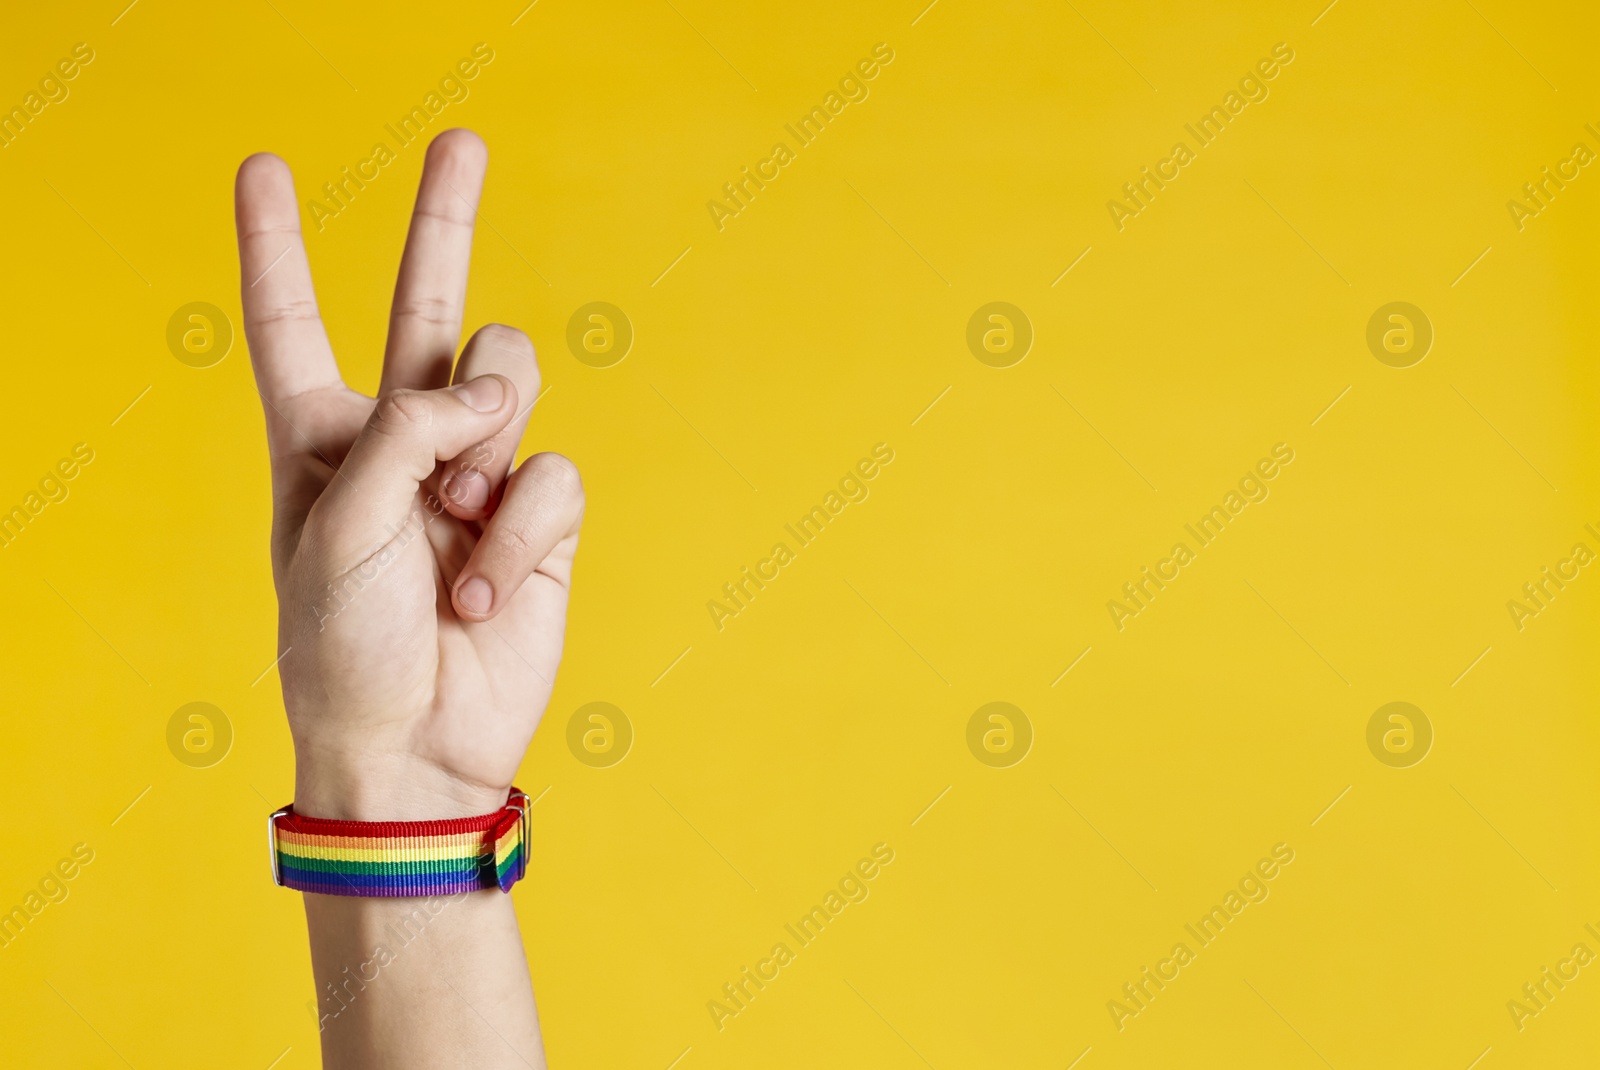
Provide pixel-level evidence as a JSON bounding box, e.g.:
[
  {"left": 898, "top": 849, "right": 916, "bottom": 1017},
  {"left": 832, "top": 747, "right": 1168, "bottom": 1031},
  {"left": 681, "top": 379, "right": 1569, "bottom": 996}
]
[{"left": 235, "top": 128, "right": 583, "bottom": 821}]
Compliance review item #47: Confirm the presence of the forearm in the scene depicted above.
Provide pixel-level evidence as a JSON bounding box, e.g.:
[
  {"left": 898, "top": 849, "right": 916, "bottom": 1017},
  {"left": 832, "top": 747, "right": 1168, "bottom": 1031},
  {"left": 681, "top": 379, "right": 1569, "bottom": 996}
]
[
  {"left": 295, "top": 766, "right": 547, "bottom": 1068},
  {"left": 307, "top": 887, "right": 544, "bottom": 1068}
]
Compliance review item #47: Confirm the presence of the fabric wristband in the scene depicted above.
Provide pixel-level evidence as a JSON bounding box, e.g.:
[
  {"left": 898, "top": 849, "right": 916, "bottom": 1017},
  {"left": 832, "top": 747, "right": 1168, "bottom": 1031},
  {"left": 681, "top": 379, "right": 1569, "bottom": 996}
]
[{"left": 269, "top": 788, "right": 530, "bottom": 897}]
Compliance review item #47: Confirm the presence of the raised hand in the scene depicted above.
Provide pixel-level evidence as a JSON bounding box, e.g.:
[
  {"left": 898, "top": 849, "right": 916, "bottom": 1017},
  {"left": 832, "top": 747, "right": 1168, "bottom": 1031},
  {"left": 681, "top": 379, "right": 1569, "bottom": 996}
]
[{"left": 235, "top": 128, "right": 583, "bottom": 823}]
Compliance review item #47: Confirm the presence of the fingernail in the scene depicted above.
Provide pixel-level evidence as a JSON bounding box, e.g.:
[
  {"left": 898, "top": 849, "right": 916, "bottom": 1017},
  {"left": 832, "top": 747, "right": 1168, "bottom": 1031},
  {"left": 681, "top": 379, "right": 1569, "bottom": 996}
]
[
  {"left": 453, "top": 376, "right": 504, "bottom": 412},
  {"left": 458, "top": 577, "right": 493, "bottom": 615},
  {"left": 443, "top": 470, "right": 490, "bottom": 510}
]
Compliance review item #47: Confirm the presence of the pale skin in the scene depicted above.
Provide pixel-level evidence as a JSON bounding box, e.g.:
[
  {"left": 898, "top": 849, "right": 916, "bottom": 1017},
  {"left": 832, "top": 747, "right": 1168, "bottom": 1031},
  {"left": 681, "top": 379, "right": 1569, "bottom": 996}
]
[{"left": 235, "top": 128, "right": 579, "bottom": 1068}]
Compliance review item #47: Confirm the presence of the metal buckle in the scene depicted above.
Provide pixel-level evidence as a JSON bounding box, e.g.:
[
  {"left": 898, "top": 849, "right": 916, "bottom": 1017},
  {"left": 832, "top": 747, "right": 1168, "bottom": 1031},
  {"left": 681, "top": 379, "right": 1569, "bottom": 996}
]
[{"left": 267, "top": 808, "right": 289, "bottom": 886}]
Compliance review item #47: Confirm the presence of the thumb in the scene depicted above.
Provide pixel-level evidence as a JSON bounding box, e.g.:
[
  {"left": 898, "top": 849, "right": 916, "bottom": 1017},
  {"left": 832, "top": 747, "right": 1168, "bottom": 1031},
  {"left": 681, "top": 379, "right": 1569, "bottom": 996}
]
[{"left": 308, "top": 375, "right": 518, "bottom": 561}]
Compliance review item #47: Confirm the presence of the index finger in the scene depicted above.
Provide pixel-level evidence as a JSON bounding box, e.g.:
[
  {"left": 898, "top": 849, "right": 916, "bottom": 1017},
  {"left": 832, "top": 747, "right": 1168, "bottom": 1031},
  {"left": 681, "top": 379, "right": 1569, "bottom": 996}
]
[{"left": 234, "top": 153, "right": 344, "bottom": 405}]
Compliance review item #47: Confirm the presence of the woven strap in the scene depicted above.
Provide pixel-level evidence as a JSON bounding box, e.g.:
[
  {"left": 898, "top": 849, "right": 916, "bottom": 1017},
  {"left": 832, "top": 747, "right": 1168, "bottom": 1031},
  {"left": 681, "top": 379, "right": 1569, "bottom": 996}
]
[{"left": 270, "top": 789, "right": 529, "bottom": 897}]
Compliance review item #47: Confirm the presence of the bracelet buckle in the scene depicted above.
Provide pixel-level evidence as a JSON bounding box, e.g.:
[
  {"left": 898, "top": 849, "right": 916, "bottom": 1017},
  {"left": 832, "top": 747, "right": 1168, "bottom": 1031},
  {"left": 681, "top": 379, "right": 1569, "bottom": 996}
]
[{"left": 267, "top": 807, "right": 290, "bottom": 887}]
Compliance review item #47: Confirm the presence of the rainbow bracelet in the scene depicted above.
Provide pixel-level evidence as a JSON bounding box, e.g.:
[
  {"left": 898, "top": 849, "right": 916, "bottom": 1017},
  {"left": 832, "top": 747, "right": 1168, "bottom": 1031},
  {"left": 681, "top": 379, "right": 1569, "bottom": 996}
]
[{"left": 268, "top": 789, "right": 530, "bottom": 897}]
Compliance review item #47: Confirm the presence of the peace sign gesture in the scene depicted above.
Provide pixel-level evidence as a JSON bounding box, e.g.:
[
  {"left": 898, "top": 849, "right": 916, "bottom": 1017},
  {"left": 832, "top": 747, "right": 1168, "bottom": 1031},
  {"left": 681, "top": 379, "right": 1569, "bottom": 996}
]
[{"left": 235, "top": 129, "right": 583, "bottom": 824}]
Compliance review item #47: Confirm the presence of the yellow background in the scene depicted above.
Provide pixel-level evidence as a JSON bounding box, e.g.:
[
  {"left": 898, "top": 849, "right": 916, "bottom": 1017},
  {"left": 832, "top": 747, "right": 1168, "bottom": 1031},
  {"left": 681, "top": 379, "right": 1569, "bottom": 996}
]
[{"left": 2, "top": 0, "right": 1597, "bottom": 1066}]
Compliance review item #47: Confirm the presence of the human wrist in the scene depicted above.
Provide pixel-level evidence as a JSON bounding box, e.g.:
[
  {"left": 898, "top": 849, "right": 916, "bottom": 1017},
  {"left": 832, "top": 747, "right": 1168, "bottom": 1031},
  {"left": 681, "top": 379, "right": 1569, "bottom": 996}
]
[{"left": 292, "top": 747, "right": 509, "bottom": 822}]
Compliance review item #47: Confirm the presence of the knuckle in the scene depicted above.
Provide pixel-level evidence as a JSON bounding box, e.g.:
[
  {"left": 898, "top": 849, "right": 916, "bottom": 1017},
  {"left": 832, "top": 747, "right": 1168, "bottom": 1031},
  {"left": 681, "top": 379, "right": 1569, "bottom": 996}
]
[
  {"left": 373, "top": 390, "right": 433, "bottom": 432},
  {"left": 471, "top": 323, "right": 541, "bottom": 398},
  {"left": 392, "top": 294, "right": 458, "bottom": 328},
  {"left": 477, "top": 322, "right": 535, "bottom": 359},
  {"left": 246, "top": 297, "right": 320, "bottom": 328},
  {"left": 525, "top": 452, "right": 583, "bottom": 502},
  {"left": 498, "top": 524, "right": 539, "bottom": 559}
]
